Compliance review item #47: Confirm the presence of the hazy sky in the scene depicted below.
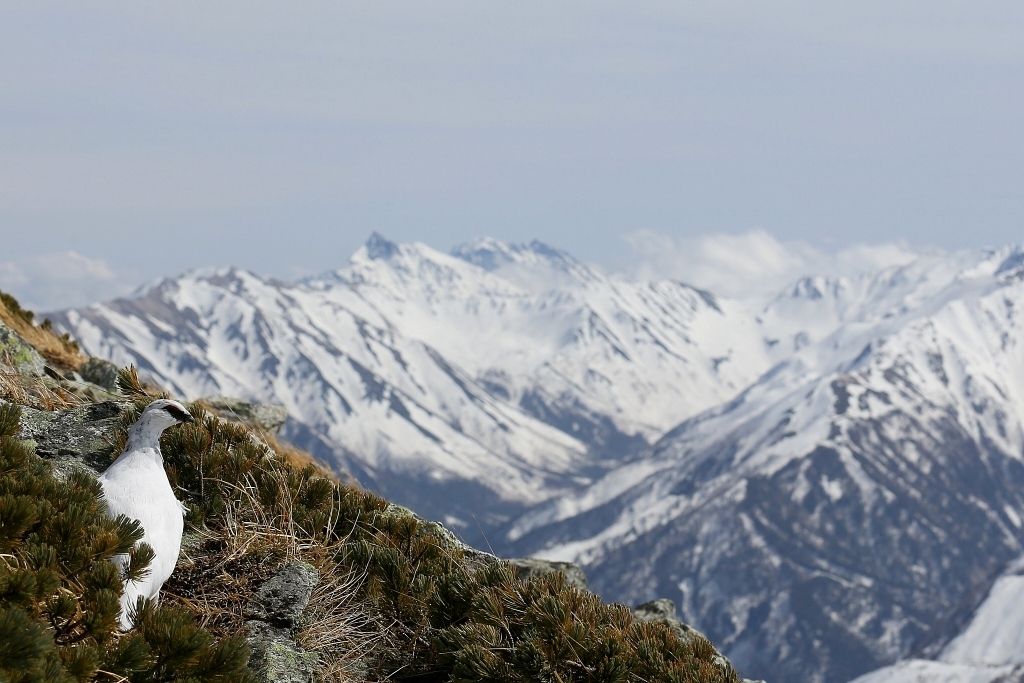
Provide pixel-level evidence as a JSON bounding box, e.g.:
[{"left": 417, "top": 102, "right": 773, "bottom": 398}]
[{"left": 1, "top": 2, "right": 1021, "bottom": 310}]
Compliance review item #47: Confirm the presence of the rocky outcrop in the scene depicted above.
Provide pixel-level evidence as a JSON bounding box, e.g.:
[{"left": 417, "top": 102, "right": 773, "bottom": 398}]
[
  {"left": 1, "top": 320, "right": 123, "bottom": 405},
  {"left": 250, "top": 562, "right": 319, "bottom": 627},
  {"left": 631, "top": 598, "right": 749, "bottom": 677},
  {"left": 78, "top": 358, "right": 120, "bottom": 391},
  {"left": 632, "top": 598, "right": 709, "bottom": 644},
  {"left": 387, "top": 504, "right": 502, "bottom": 573},
  {"left": 16, "top": 400, "right": 127, "bottom": 477},
  {"left": 508, "top": 557, "right": 589, "bottom": 591},
  {"left": 506, "top": 559, "right": 742, "bottom": 671},
  {"left": 245, "top": 562, "right": 320, "bottom": 683},
  {"left": 201, "top": 396, "right": 289, "bottom": 434},
  {"left": 0, "top": 319, "right": 46, "bottom": 376}
]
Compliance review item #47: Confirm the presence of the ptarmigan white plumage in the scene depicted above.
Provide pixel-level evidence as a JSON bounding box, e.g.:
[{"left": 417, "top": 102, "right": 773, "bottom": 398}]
[{"left": 98, "top": 399, "right": 195, "bottom": 629}]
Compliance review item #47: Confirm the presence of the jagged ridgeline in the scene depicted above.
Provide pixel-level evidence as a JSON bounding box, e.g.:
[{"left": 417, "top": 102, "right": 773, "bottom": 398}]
[{"left": 1, "top": 282, "right": 739, "bottom": 682}]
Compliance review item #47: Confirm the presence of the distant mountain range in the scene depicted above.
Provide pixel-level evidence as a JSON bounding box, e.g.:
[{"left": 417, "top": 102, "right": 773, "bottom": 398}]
[
  {"left": 50, "top": 234, "right": 1024, "bottom": 683},
  {"left": 852, "top": 554, "right": 1024, "bottom": 683}
]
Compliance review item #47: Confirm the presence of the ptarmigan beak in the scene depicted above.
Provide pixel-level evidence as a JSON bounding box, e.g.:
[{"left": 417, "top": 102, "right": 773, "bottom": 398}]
[{"left": 179, "top": 413, "right": 196, "bottom": 424}]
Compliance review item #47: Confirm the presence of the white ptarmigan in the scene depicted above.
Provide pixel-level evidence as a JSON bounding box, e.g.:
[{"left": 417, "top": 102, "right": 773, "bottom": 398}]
[{"left": 98, "top": 399, "right": 195, "bottom": 629}]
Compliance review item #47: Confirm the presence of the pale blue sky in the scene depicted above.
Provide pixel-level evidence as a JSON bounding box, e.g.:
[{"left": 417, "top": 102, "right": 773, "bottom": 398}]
[{"left": 1, "top": 2, "right": 1021, "bottom": 309}]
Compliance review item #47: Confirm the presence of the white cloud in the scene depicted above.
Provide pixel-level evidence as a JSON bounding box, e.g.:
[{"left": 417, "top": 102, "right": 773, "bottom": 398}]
[
  {"left": 0, "top": 251, "right": 139, "bottom": 312},
  {"left": 623, "top": 229, "right": 924, "bottom": 302}
]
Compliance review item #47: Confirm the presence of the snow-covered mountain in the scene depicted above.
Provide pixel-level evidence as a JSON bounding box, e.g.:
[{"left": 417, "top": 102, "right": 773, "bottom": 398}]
[
  {"left": 50, "top": 235, "right": 1024, "bottom": 683},
  {"left": 49, "top": 234, "right": 767, "bottom": 538},
  {"left": 506, "top": 246, "right": 1024, "bottom": 683}
]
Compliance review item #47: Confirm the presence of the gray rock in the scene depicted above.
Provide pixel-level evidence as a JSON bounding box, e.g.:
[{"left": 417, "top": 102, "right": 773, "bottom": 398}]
[
  {"left": 56, "top": 368, "right": 125, "bottom": 404},
  {"left": 0, "top": 320, "right": 45, "bottom": 377},
  {"left": 62, "top": 371, "right": 85, "bottom": 383},
  {"left": 459, "top": 543, "right": 502, "bottom": 573},
  {"left": 16, "top": 400, "right": 128, "bottom": 476},
  {"left": 78, "top": 358, "right": 120, "bottom": 391},
  {"left": 249, "top": 561, "right": 319, "bottom": 629},
  {"left": 201, "top": 396, "right": 289, "bottom": 434},
  {"left": 633, "top": 598, "right": 710, "bottom": 644},
  {"left": 245, "top": 561, "right": 321, "bottom": 683},
  {"left": 632, "top": 598, "right": 680, "bottom": 623},
  {"left": 245, "top": 621, "right": 318, "bottom": 683},
  {"left": 508, "top": 557, "right": 589, "bottom": 591}
]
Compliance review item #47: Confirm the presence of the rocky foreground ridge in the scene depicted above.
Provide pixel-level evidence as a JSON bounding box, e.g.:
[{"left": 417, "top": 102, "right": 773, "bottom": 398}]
[{"left": 0, "top": 297, "right": 752, "bottom": 683}]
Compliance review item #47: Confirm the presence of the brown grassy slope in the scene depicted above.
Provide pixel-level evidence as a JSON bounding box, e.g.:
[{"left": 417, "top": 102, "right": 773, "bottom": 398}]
[{"left": 0, "top": 289, "right": 87, "bottom": 370}]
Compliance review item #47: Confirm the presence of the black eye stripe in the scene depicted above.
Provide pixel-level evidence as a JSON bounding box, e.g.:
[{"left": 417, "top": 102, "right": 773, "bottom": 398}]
[{"left": 163, "top": 405, "right": 188, "bottom": 420}]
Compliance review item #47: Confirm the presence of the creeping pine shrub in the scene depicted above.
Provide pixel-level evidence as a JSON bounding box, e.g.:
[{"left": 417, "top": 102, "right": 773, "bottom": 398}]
[
  {"left": 346, "top": 514, "right": 739, "bottom": 683},
  {"left": 0, "top": 401, "right": 254, "bottom": 683},
  {"left": 109, "top": 366, "right": 739, "bottom": 683}
]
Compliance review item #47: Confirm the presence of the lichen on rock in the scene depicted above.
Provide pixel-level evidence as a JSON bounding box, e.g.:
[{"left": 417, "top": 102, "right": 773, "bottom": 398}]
[
  {"left": 0, "top": 319, "right": 46, "bottom": 376},
  {"left": 79, "top": 357, "right": 120, "bottom": 390},
  {"left": 245, "top": 626, "right": 319, "bottom": 683},
  {"left": 249, "top": 561, "right": 319, "bottom": 628},
  {"left": 246, "top": 562, "right": 321, "bottom": 683},
  {"left": 508, "top": 556, "right": 589, "bottom": 591},
  {"left": 201, "top": 396, "right": 289, "bottom": 434},
  {"left": 16, "top": 399, "right": 127, "bottom": 476}
]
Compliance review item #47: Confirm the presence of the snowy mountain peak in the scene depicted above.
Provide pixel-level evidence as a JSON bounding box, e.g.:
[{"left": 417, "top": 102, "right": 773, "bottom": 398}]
[
  {"left": 50, "top": 234, "right": 773, "bottom": 515},
  {"left": 782, "top": 275, "right": 848, "bottom": 302},
  {"left": 364, "top": 231, "right": 401, "bottom": 261},
  {"left": 450, "top": 237, "right": 523, "bottom": 271},
  {"left": 452, "top": 237, "right": 578, "bottom": 272},
  {"left": 996, "top": 246, "right": 1024, "bottom": 277},
  {"left": 451, "top": 237, "right": 600, "bottom": 292}
]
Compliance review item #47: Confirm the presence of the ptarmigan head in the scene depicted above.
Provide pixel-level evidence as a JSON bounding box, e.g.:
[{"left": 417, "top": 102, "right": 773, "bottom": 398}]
[
  {"left": 130, "top": 399, "right": 196, "bottom": 443},
  {"left": 145, "top": 399, "right": 195, "bottom": 426}
]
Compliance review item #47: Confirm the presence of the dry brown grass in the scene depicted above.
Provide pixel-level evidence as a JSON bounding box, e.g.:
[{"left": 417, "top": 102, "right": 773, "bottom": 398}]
[
  {"left": 0, "top": 291, "right": 87, "bottom": 371},
  {"left": 0, "top": 366, "right": 83, "bottom": 410},
  {"left": 163, "top": 467, "right": 386, "bottom": 683},
  {"left": 298, "top": 566, "right": 387, "bottom": 683}
]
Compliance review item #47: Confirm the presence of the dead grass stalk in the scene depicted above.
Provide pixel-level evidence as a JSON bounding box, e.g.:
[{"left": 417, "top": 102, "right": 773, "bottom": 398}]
[{"left": 0, "top": 366, "right": 82, "bottom": 411}]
